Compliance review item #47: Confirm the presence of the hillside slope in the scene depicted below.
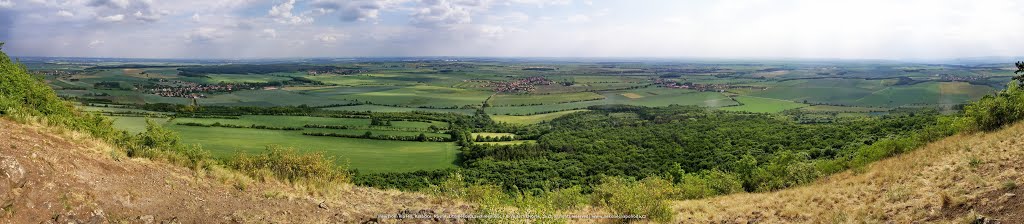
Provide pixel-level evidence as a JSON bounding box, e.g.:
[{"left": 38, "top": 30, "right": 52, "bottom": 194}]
[
  {"left": 0, "top": 119, "right": 472, "bottom": 223},
  {"left": 674, "top": 121, "right": 1024, "bottom": 223}
]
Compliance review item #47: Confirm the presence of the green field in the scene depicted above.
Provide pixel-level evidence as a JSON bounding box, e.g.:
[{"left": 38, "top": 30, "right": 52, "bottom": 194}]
[
  {"left": 488, "top": 92, "right": 604, "bottom": 106},
  {"left": 719, "top": 96, "right": 808, "bottom": 113},
  {"left": 103, "top": 115, "right": 456, "bottom": 173},
  {"left": 169, "top": 126, "right": 459, "bottom": 173},
  {"left": 474, "top": 140, "right": 537, "bottom": 146},
  {"left": 471, "top": 133, "right": 517, "bottom": 138},
  {"left": 173, "top": 115, "right": 446, "bottom": 129},
  {"left": 329, "top": 85, "right": 490, "bottom": 107},
  {"left": 491, "top": 110, "right": 589, "bottom": 125},
  {"left": 324, "top": 104, "right": 476, "bottom": 115},
  {"left": 204, "top": 74, "right": 293, "bottom": 84},
  {"left": 108, "top": 116, "right": 170, "bottom": 134}
]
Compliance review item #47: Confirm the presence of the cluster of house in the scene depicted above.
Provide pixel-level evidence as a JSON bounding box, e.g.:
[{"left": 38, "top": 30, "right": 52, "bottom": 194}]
[
  {"left": 148, "top": 81, "right": 261, "bottom": 98},
  {"left": 487, "top": 76, "right": 553, "bottom": 93},
  {"left": 306, "top": 69, "right": 364, "bottom": 76},
  {"left": 38, "top": 70, "right": 84, "bottom": 81},
  {"left": 935, "top": 74, "right": 982, "bottom": 82},
  {"left": 653, "top": 78, "right": 761, "bottom": 92}
]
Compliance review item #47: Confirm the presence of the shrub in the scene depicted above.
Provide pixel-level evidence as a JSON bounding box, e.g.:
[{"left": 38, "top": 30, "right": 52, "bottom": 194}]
[
  {"left": 230, "top": 145, "right": 350, "bottom": 188},
  {"left": 963, "top": 82, "right": 1024, "bottom": 131},
  {"left": 591, "top": 177, "right": 675, "bottom": 223},
  {"left": 675, "top": 169, "right": 744, "bottom": 199},
  {"left": 0, "top": 46, "right": 118, "bottom": 140}
]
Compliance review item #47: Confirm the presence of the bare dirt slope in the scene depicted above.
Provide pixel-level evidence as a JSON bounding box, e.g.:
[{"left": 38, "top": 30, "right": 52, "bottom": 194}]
[
  {"left": 674, "top": 121, "right": 1024, "bottom": 223},
  {"left": 0, "top": 119, "right": 472, "bottom": 223}
]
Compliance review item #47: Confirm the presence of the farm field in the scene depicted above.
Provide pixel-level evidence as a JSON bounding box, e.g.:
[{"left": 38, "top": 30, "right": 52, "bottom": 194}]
[
  {"left": 328, "top": 85, "right": 490, "bottom": 107},
  {"left": 323, "top": 104, "right": 476, "bottom": 115},
  {"left": 491, "top": 110, "right": 589, "bottom": 125},
  {"left": 101, "top": 115, "right": 456, "bottom": 173},
  {"left": 172, "top": 115, "right": 446, "bottom": 129},
  {"left": 719, "top": 96, "right": 808, "bottom": 113},
  {"left": 32, "top": 59, "right": 1013, "bottom": 182},
  {"left": 487, "top": 92, "right": 604, "bottom": 106},
  {"left": 169, "top": 125, "right": 459, "bottom": 173}
]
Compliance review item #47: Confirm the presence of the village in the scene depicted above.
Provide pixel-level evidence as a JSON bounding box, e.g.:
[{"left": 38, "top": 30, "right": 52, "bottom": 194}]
[
  {"left": 653, "top": 78, "right": 768, "bottom": 92},
  {"left": 146, "top": 79, "right": 268, "bottom": 98},
  {"left": 486, "top": 76, "right": 554, "bottom": 93}
]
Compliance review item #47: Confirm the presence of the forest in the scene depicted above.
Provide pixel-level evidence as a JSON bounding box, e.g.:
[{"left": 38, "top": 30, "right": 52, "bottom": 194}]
[{"left": 357, "top": 105, "right": 959, "bottom": 196}]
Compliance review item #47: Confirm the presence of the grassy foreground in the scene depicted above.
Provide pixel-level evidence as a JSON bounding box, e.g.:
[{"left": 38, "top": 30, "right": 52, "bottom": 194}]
[{"left": 675, "top": 121, "right": 1024, "bottom": 223}]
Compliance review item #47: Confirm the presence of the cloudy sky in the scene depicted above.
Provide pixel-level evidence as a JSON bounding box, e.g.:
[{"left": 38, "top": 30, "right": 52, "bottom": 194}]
[{"left": 0, "top": 0, "right": 1022, "bottom": 59}]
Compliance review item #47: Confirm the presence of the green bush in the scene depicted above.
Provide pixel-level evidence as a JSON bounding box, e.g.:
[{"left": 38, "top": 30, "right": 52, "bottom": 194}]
[
  {"left": 0, "top": 44, "right": 118, "bottom": 140},
  {"left": 230, "top": 145, "right": 350, "bottom": 187},
  {"left": 963, "top": 82, "right": 1024, "bottom": 131},
  {"left": 592, "top": 177, "right": 675, "bottom": 223},
  {"left": 675, "top": 169, "right": 744, "bottom": 199}
]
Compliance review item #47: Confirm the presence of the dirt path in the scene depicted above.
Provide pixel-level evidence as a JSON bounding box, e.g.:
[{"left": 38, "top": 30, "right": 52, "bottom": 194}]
[{"left": 0, "top": 119, "right": 473, "bottom": 223}]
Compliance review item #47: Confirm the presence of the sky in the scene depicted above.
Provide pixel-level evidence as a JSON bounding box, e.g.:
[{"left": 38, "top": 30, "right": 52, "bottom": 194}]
[{"left": 0, "top": 0, "right": 1022, "bottom": 59}]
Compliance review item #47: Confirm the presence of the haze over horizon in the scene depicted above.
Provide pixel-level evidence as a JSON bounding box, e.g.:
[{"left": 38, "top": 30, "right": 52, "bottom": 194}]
[{"left": 1, "top": 0, "right": 1022, "bottom": 59}]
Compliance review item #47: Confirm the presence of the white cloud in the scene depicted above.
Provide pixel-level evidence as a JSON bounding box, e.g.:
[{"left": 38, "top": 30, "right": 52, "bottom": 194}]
[
  {"left": 316, "top": 33, "right": 339, "bottom": 43},
  {"left": 88, "top": 0, "right": 130, "bottom": 9},
  {"left": 508, "top": 0, "right": 572, "bottom": 8},
  {"left": 410, "top": 0, "right": 487, "bottom": 28},
  {"left": 2, "top": 0, "right": 1023, "bottom": 59},
  {"left": 0, "top": 0, "right": 14, "bottom": 8},
  {"left": 56, "top": 10, "right": 74, "bottom": 17},
  {"left": 133, "top": 10, "right": 163, "bottom": 22},
  {"left": 478, "top": 25, "right": 506, "bottom": 39},
  {"left": 261, "top": 29, "right": 277, "bottom": 39},
  {"left": 311, "top": 0, "right": 392, "bottom": 22},
  {"left": 566, "top": 14, "right": 589, "bottom": 23},
  {"left": 88, "top": 40, "right": 104, "bottom": 48},
  {"left": 185, "top": 27, "right": 225, "bottom": 43},
  {"left": 97, "top": 14, "right": 124, "bottom": 22},
  {"left": 269, "top": 0, "right": 313, "bottom": 24}
]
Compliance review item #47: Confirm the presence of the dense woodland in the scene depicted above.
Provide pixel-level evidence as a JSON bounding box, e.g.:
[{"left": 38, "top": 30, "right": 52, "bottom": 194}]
[{"left": 358, "top": 105, "right": 956, "bottom": 195}]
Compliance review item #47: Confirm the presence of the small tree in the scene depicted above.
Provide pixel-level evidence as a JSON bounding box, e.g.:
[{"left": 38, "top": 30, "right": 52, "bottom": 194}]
[{"left": 417, "top": 133, "right": 427, "bottom": 142}]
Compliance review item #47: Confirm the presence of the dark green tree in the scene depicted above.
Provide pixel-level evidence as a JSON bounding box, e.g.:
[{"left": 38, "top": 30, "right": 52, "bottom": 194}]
[{"left": 1015, "top": 61, "right": 1024, "bottom": 85}]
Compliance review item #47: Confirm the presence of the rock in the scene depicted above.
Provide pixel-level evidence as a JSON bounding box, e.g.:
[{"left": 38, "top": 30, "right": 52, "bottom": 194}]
[
  {"left": 318, "top": 201, "right": 329, "bottom": 209},
  {"left": 0, "top": 156, "right": 25, "bottom": 208},
  {"left": 139, "top": 215, "right": 155, "bottom": 224},
  {"left": 1, "top": 156, "right": 25, "bottom": 185}
]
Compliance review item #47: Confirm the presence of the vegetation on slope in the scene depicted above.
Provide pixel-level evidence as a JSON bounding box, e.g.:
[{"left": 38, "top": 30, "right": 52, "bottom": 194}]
[
  {"left": 0, "top": 43, "right": 349, "bottom": 192},
  {"left": 674, "top": 116, "right": 1024, "bottom": 223}
]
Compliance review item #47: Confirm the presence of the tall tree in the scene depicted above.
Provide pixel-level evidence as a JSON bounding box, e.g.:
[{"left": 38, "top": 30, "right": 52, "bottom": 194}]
[{"left": 1015, "top": 61, "right": 1024, "bottom": 86}]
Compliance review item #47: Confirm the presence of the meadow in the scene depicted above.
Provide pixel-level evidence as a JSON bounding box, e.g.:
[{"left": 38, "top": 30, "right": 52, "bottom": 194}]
[
  {"left": 169, "top": 125, "right": 459, "bottom": 173},
  {"left": 719, "top": 96, "right": 808, "bottom": 113}
]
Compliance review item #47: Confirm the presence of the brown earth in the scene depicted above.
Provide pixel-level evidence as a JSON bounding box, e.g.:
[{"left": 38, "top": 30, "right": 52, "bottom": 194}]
[
  {"left": 674, "top": 121, "right": 1024, "bottom": 223},
  {"left": 0, "top": 119, "right": 473, "bottom": 223}
]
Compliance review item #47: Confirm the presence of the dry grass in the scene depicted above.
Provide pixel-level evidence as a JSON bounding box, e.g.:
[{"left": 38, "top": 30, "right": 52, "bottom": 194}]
[
  {"left": 621, "top": 93, "right": 645, "bottom": 99},
  {"left": 674, "top": 121, "right": 1024, "bottom": 223},
  {"left": 0, "top": 119, "right": 475, "bottom": 223}
]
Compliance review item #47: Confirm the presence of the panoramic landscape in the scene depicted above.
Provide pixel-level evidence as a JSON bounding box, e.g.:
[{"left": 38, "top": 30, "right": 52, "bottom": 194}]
[{"left": 2, "top": 0, "right": 1024, "bottom": 223}]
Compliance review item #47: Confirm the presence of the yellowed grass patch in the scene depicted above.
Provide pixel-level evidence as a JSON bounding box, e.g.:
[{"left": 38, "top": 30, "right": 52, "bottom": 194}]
[
  {"left": 620, "top": 93, "right": 644, "bottom": 99},
  {"left": 674, "top": 122, "right": 1024, "bottom": 223}
]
